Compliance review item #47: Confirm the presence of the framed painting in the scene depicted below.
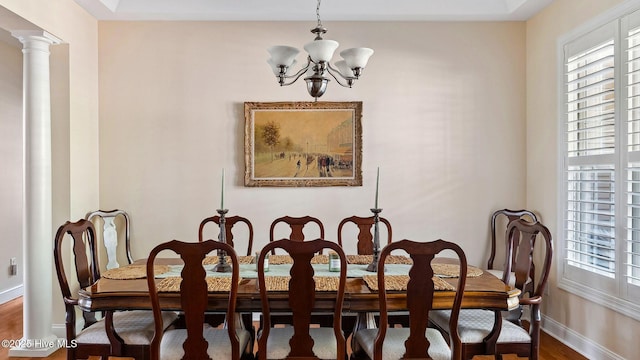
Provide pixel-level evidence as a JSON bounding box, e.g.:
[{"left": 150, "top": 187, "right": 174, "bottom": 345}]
[{"left": 244, "top": 101, "right": 363, "bottom": 187}]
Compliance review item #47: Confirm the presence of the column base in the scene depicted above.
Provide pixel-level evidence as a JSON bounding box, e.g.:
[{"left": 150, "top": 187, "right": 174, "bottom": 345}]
[{"left": 8, "top": 335, "right": 62, "bottom": 358}]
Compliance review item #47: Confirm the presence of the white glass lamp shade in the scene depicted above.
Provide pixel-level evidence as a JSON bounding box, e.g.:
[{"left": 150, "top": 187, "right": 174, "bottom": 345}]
[
  {"left": 268, "top": 45, "right": 300, "bottom": 67},
  {"left": 335, "top": 60, "right": 354, "bottom": 78},
  {"left": 268, "top": 58, "right": 297, "bottom": 75},
  {"left": 340, "top": 47, "right": 374, "bottom": 69},
  {"left": 303, "top": 39, "right": 339, "bottom": 63}
]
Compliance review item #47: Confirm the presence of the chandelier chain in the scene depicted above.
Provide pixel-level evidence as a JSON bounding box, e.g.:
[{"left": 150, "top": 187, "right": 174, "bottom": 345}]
[{"left": 316, "top": 0, "right": 322, "bottom": 27}]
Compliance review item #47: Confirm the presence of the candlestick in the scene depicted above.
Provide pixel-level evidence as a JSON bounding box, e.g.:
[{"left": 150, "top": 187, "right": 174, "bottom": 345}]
[
  {"left": 375, "top": 167, "right": 379, "bottom": 209},
  {"left": 213, "top": 208, "right": 231, "bottom": 273},
  {"left": 220, "top": 168, "right": 225, "bottom": 210},
  {"left": 366, "top": 207, "right": 384, "bottom": 272}
]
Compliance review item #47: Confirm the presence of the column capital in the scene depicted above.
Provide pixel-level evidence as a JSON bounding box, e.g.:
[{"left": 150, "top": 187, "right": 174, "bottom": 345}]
[{"left": 11, "top": 30, "right": 62, "bottom": 46}]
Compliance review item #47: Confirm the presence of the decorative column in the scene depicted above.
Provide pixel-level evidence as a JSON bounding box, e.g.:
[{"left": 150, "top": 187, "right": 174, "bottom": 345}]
[{"left": 9, "top": 30, "right": 62, "bottom": 357}]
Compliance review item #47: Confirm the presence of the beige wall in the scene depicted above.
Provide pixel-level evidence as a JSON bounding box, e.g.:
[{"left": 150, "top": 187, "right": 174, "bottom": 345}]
[
  {"left": 0, "top": 0, "right": 99, "bottom": 327},
  {"left": 98, "top": 20, "right": 527, "bottom": 266},
  {"left": 527, "top": 0, "right": 640, "bottom": 358},
  {"left": 0, "top": 35, "right": 23, "bottom": 301},
  {"left": 0, "top": 0, "right": 99, "bottom": 223}
]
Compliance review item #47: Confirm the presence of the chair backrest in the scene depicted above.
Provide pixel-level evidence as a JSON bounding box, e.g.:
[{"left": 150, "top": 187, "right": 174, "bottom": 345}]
[
  {"left": 53, "top": 219, "right": 101, "bottom": 341},
  {"left": 376, "top": 239, "right": 467, "bottom": 360},
  {"left": 146, "top": 240, "right": 242, "bottom": 360},
  {"left": 337, "top": 215, "right": 392, "bottom": 255},
  {"left": 257, "top": 238, "right": 347, "bottom": 360},
  {"left": 85, "top": 209, "right": 133, "bottom": 270},
  {"left": 503, "top": 219, "right": 552, "bottom": 354},
  {"left": 487, "top": 209, "right": 538, "bottom": 272},
  {"left": 198, "top": 215, "right": 254, "bottom": 256},
  {"left": 269, "top": 215, "right": 325, "bottom": 254},
  {"left": 504, "top": 219, "right": 553, "bottom": 300}
]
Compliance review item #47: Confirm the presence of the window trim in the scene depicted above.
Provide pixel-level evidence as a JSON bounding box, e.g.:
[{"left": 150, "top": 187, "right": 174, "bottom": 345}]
[{"left": 557, "top": 0, "right": 640, "bottom": 321}]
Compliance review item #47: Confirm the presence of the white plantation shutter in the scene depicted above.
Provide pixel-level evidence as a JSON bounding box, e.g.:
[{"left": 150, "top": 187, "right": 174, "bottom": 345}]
[
  {"left": 566, "top": 165, "right": 616, "bottom": 278},
  {"left": 624, "top": 12, "right": 640, "bottom": 297},
  {"left": 563, "top": 22, "right": 617, "bottom": 290},
  {"left": 561, "top": 9, "right": 640, "bottom": 309},
  {"left": 626, "top": 163, "right": 640, "bottom": 288}
]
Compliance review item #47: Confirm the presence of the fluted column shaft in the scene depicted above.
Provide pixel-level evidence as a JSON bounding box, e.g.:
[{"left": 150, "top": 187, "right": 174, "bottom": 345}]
[{"left": 10, "top": 30, "right": 61, "bottom": 357}]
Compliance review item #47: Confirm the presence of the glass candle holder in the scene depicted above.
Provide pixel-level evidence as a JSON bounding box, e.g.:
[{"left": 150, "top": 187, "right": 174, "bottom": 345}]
[{"left": 328, "top": 251, "right": 340, "bottom": 272}]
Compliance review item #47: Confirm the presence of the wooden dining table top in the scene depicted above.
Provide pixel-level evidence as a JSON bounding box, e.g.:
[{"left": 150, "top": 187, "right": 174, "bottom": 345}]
[{"left": 77, "top": 257, "right": 520, "bottom": 314}]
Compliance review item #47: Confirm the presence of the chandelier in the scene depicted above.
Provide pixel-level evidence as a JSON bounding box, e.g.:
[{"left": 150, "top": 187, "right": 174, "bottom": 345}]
[{"left": 267, "top": 0, "right": 374, "bottom": 100}]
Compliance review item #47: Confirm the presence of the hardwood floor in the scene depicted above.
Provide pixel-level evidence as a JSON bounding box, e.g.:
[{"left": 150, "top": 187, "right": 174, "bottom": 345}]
[
  {"left": 0, "top": 296, "right": 587, "bottom": 360},
  {"left": 0, "top": 297, "right": 66, "bottom": 360}
]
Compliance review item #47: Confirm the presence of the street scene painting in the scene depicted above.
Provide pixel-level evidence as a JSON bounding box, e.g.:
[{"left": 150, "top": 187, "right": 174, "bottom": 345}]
[{"left": 244, "top": 102, "right": 363, "bottom": 187}]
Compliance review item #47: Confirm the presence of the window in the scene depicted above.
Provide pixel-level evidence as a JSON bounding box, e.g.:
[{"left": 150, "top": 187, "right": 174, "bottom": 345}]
[{"left": 560, "top": 8, "right": 640, "bottom": 317}]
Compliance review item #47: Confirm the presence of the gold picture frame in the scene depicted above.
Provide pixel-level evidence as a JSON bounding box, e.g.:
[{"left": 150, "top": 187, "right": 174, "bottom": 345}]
[{"left": 244, "top": 101, "right": 363, "bottom": 187}]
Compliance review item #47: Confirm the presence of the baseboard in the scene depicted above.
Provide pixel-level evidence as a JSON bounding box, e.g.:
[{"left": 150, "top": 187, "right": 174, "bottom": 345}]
[
  {"left": 0, "top": 284, "right": 23, "bottom": 305},
  {"left": 51, "top": 323, "right": 66, "bottom": 339},
  {"left": 542, "top": 314, "right": 624, "bottom": 360}
]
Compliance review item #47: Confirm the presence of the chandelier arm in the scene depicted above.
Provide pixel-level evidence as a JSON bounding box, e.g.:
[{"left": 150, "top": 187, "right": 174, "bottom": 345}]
[
  {"left": 277, "top": 62, "right": 312, "bottom": 87},
  {"left": 325, "top": 65, "right": 355, "bottom": 88}
]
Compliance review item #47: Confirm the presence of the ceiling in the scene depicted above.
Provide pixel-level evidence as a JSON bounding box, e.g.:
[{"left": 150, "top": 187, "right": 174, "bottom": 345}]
[{"left": 74, "top": 0, "right": 555, "bottom": 21}]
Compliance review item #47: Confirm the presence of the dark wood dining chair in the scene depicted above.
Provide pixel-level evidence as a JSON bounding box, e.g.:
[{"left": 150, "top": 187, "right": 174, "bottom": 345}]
[
  {"left": 85, "top": 209, "right": 134, "bottom": 271},
  {"left": 146, "top": 239, "right": 254, "bottom": 360},
  {"left": 269, "top": 215, "right": 325, "bottom": 254},
  {"left": 198, "top": 215, "right": 255, "bottom": 335},
  {"left": 337, "top": 215, "right": 392, "bottom": 255},
  {"left": 198, "top": 215, "right": 254, "bottom": 255},
  {"left": 337, "top": 215, "right": 402, "bottom": 329},
  {"left": 54, "top": 219, "right": 176, "bottom": 360},
  {"left": 486, "top": 209, "right": 538, "bottom": 297},
  {"left": 430, "top": 219, "right": 553, "bottom": 360},
  {"left": 351, "top": 239, "right": 468, "bottom": 360},
  {"left": 256, "top": 238, "right": 348, "bottom": 360}
]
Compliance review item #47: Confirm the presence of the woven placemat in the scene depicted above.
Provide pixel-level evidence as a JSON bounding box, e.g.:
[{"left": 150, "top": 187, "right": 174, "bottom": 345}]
[
  {"left": 155, "top": 276, "right": 241, "bottom": 292},
  {"left": 346, "top": 255, "right": 413, "bottom": 265},
  {"left": 102, "top": 265, "right": 170, "bottom": 280},
  {"left": 202, "top": 255, "right": 254, "bottom": 265},
  {"left": 362, "top": 275, "right": 455, "bottom": 291},
  {"left": 266, "top": 255, "right": 293, "bottom": 265},
  {"left": 262, "top": 276, "right": 341, "bottom": 291},
  {"left": 433, "top": 264, "right": 483, "bottom": 278},
  {"left": 311, "top": 255, "right": 329, "bottom": 264},
  {"left": 264, "top": 254, "right": 330, "bottom": 265}
]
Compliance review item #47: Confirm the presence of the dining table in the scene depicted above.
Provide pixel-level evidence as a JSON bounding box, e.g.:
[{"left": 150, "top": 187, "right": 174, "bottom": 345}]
[
  {"left": 77, "top": 254, "right": 520, "bottom": 356},
  {"left": 78, "top": 255, "right": 520, "bottom": 313}
]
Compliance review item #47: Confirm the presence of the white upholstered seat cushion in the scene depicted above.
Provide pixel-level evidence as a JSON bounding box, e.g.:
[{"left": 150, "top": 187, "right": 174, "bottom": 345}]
[
  {"left": 429, "top": 309, "right": 531, "bottom": 344},
  {"left": 75, "top": 310, "right": 178, "bottom": 345},
  {"left": 158, "top": 327, "right": 251, "bottom": 360},
  {"left": 354, "top": 328, "right": 451, "bottom": 360},
  {"left": 486, "top": 269, "right": 532, "bottom": 289},
  {"left": 263, "top": 327, "right": 340, "bottom": 360}
]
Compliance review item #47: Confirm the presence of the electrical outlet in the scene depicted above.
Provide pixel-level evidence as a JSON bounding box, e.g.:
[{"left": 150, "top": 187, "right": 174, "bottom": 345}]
[{"left": 9, "top": 257, "right": 17, "bottom": 276}]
